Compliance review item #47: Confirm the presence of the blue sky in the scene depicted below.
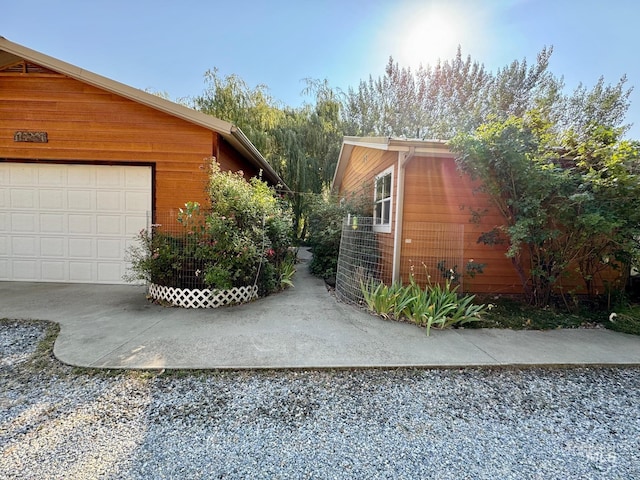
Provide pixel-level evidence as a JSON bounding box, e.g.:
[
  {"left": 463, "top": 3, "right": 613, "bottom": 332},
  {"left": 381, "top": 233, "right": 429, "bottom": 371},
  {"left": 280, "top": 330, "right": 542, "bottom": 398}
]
[{"left": 3, "top": 0, "right": 639, "bottom": 139}]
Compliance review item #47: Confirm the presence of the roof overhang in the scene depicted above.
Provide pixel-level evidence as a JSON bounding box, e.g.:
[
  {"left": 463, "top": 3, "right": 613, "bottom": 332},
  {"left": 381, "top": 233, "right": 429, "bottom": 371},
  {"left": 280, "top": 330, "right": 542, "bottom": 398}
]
[
  {"left": 0, "top": 36, "right": 288, "bottom": 190},
  {"left": 331, "top": 136, "right": 453, "bottom": 193}
]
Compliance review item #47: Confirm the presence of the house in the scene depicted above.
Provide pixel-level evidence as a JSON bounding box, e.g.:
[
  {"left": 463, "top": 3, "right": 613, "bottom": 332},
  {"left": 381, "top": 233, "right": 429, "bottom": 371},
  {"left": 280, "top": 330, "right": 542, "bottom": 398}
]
[
  {"left": 332, "top": 136, "right": 522, "bottom": 294},
  {"left": 0, "top": 37, "right": 285, "bottom": 284}
]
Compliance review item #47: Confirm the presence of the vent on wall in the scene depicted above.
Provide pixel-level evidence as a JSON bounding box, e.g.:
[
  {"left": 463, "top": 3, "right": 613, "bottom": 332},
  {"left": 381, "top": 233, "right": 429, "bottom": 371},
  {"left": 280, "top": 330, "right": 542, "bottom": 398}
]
[{"left": 0, "top": 60, "right": 60, "bottom": 75}]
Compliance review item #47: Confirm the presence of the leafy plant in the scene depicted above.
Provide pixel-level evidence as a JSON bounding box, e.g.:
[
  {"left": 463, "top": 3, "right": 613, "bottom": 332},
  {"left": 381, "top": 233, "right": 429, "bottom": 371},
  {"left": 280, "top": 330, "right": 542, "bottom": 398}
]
[
  {"left": 360, "top": 275, "right": 489, "bottom": 335},
  {"left": 307, "top": 191, "right": 370, "bottom": 284},
  {"left": 125, "top": 161, "right": 294, "bottom": 298},
  {"left": 278, "top": 253, "right": 297, "bottom": 289},
  {"left": 360, "top": 278, "right": 399, "bottom": 319},
  {"left": 451, "top": 115, "right": 640, "bottom": 307}
]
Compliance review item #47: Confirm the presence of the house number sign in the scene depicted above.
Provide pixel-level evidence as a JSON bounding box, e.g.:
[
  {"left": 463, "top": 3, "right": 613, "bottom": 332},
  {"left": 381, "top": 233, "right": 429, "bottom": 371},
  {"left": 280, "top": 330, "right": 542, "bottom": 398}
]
[{"left": 14, "top": 131, "right": 48, "bottom": 143}]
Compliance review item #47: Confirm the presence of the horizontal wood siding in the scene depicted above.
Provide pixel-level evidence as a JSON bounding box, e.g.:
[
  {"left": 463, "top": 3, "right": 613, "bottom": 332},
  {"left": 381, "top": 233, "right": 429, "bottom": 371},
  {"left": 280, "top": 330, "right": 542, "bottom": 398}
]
[
  {"left": 401, "top": 154, "right": 522, "bottom": 293},
  {"left": 338, "top": 144, "right": 397, "bottom": 235},
  {"left": 217, "top": 137, "right": 260, "bottom": 180},
  {"left": 0, "top": 74, "right": 217, "bottom": 215}
]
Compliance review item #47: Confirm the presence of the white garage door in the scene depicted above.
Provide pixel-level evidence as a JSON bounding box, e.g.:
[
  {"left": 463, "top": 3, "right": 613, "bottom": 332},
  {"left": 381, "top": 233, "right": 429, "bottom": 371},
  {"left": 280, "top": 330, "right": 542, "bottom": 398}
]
[{"left": 0, "top": 163, "right": 151, "bottom": 284}]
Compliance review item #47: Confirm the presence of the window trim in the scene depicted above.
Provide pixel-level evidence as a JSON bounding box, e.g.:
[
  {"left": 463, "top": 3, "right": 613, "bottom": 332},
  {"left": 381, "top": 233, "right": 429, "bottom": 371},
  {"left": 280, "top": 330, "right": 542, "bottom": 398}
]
[{"left": 373, "top": 166, "right": 393, "bottom": 233}]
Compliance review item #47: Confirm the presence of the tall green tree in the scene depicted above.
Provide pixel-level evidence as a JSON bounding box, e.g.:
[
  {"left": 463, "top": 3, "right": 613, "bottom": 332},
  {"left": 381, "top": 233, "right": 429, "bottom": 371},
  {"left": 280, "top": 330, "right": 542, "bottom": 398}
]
[
  {"left": 192, "top": 71, "right": 345, "bottom": 239},
  {"left": 341, "top": 46, "right": 632, "bottom": 143}
]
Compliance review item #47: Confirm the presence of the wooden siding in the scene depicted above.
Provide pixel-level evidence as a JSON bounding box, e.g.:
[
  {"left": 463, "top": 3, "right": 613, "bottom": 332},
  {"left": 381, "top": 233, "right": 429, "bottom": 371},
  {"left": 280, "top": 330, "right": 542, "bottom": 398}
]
[
  {"left": 217, "top": 137, "right": 260, "bottom": 180},
  {"left": 338, "top": 145, "right": 397, "bottom": 223},
  {"left": 0, "top": 74, "right": 230, "bottom": 216},
  {"left": 337, "top": 143, "right": 623, "bottom": 295},
  {"left": 401, "top": 154, "right": 522, "bottom": 293}
]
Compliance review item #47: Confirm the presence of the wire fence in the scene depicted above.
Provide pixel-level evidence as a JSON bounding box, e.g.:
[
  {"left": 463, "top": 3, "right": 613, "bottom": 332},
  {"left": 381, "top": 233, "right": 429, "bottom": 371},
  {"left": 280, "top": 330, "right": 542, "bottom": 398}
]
[
  {"left": 335, "top": 216, "right": 390, "bottom": 305},
  {"left": 335, "top": 216, "right": 465, "bottom": 305},
  {"left": 142, "top": 210, "right": 212, "bottom": 289}
]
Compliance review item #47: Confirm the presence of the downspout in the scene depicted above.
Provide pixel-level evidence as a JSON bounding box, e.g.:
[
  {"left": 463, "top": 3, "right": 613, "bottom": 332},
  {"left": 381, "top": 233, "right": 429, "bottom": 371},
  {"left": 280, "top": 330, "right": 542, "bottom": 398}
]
[{"left": 392, "top": 147, "right": 415, "bottom": 283}]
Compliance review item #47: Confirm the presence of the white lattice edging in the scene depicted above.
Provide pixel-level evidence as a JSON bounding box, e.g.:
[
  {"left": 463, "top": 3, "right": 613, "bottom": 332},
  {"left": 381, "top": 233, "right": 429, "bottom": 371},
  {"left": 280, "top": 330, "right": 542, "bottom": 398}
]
[{"left": 148, "top": 283, "right": 258, "bottom": 308}]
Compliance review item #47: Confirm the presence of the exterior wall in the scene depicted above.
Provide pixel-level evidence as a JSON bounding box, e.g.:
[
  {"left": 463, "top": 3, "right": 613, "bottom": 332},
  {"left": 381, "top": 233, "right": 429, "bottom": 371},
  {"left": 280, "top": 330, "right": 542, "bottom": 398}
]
[
  {"left": 402, "top": 154, "right": 522, "bottom": 294},
  {"left": 337, "top": 142, "right": 622, "bottom": 296},
  {"left": 217, "top": 137, "right": 260, "bottom": 180},
  {"left": 0, "top": 74, "right": 219, "bottom": 217},
  {"left": 337, "top": 146, "right": 397, "bottom": 283}
]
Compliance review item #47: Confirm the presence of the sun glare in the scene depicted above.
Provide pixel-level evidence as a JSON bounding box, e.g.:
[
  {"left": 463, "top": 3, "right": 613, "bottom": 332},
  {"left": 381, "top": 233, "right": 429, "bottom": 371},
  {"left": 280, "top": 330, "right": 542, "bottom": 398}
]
[{"left": 396, "top": 6, "right": 463, "bottom": 69}]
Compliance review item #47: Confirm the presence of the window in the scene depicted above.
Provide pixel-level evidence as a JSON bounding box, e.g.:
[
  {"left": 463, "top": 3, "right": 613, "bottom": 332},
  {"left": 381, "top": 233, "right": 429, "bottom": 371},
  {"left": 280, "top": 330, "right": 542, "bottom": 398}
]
[{"left": 373, "top": 167, "right": 393, "bottom": 233}]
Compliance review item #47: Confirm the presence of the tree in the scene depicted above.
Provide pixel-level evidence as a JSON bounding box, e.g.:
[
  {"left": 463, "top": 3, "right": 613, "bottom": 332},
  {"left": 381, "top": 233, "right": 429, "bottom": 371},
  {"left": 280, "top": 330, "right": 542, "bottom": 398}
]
[
  {"left": 192, "top": 72, "right": 346, "bottom": 239},
  {"left": 341, "top": 46, "right": 632, "bottom": 145},
  {"left": 451, "top": 113, "right": 640, "bottom": 306}
]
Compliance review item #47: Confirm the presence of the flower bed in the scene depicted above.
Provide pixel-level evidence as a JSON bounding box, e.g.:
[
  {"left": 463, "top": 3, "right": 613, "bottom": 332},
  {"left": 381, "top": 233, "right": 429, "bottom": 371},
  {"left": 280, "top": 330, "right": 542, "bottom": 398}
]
[{"left": 148, "top": 283, "right": 258, "bottom": 309}]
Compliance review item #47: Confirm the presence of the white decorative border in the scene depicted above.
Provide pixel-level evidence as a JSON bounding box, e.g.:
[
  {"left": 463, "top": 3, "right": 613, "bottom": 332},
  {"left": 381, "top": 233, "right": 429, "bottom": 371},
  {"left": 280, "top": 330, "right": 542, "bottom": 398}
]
[{"left": 148, "top": 283, "right": 258, "bottom": 308}]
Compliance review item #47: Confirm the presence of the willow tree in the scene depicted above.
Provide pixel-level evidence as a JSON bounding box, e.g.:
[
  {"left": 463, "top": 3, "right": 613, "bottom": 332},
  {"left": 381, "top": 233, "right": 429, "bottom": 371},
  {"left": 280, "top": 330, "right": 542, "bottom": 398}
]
[{"left": 192, "top": 71, "right": 345, "bottom": 239}]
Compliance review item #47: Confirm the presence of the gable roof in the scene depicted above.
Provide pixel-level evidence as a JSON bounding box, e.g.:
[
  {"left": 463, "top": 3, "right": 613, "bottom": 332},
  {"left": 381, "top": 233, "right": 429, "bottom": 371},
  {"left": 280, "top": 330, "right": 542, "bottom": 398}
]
[
  {"left": 0, "top": 36, "right": 287, "bottom": 189},
  {"left": 332, "top": 136, "right": 451, "bottom": 192}
]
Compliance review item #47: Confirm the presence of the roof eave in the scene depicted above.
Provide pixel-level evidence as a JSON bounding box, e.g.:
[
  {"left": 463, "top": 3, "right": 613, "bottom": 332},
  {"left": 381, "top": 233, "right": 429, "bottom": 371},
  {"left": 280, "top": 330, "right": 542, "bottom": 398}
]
[{"left": 0, "top": 36, "right": 288, "bottom": 190}]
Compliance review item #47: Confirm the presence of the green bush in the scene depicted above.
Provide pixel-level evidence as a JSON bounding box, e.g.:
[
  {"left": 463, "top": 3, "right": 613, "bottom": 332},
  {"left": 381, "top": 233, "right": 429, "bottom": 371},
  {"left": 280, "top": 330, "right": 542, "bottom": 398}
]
[
  {"left": 307, "top": 192, "right": 370, "bottom": 284},
  {"left": 126, "top": 161, "right": 295, "bottom": 297}
]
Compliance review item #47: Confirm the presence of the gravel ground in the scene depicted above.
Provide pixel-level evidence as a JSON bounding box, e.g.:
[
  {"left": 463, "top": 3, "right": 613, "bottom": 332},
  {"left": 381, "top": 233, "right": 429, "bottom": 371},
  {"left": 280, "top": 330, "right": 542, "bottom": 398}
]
[{"left": 1, "top": 320, "right": 639, "bottom": 479}]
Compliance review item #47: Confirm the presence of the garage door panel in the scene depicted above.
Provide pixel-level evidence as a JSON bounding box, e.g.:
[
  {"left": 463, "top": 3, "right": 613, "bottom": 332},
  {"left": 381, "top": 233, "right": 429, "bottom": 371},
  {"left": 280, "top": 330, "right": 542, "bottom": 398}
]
[
  {"left": 96, "top": 215, "right": 122, "bottom": 235},
  {"left": 40, "top": 190, "right": 65, "bottom": 209},
  {"left": 42, "top": 261, "right": 66, "bottom": 281},
  {"left": 98, "top": 262, "right": 123, "bottom": 282},
  {"left": 0, "top": 163, "right": 151, "bottom": 284},
  {"left": 97, "top": 238, "right": 122, "bottom": 259},
  {"left": 11, "top": 213, "right": 36, "bottom": 232},
  {"left": 69, "top": 215, "right": 94, "bottom": 234},
  {"left": 68, "top": 190, "right": 94, "bottom": 210},
  {"left": 69, "top": 237, "right": 94, "bottom": 257},
  {"left": 125, "top": 191, "right": 150, "bottom": 210},
  {"left": 12, "top": 236, "right": 37, "bottom": 256},
  {"left": 12, "top": 260, "right": 38, "bottom": 280},
  {"left": 126, "top": 168, "right": 151, "bottom": 187},
  {"left": 40, "top": 214, "right": 65, "bottom": 233},
  {"left": 39, "top": 167, "right": 65, "bottom": 186},
  {"left": 10, "top": 165, "right": 37, "bottom": 185},
  {"left": 11, "top": 189, "right": 36, "bottom": 208},
  {"left": 0, "top": 259, "right": 8, "bottom": 279},
  {"left": 69, "top": 262, "right": 93, "bottom": 282},
  {"left": 68, "top": 168, "right": 94, "bottom": 186},
  {"left": 97, "top": 169, "right": 121, "bottom": 187},
  {"left": 41, "top": 237, "right": 65, "bottom": 257},
  {"left": 126, "top": 215, "right": 147, "bottom": 235},
  {"left": 97, "top": 191, "right": 121, "bottom": 211}
]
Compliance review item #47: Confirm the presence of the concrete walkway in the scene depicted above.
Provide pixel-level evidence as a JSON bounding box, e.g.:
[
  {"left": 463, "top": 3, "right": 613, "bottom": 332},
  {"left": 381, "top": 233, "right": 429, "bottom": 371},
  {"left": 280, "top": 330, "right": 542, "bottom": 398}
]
[{"left": 1, "top": 251, "right": 639, "bottom": 369}]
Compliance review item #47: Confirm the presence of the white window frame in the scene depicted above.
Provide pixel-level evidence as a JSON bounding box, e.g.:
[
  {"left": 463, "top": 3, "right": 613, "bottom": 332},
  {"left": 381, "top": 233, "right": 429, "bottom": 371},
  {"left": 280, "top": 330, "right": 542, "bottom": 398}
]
[{"left": 373, "top": 166, "right": 393, "bottom": 233}]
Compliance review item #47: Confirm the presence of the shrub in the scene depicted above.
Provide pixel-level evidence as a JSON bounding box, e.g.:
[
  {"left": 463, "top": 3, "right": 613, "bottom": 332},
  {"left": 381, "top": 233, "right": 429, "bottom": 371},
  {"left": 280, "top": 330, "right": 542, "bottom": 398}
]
[
  {"left": 125, "top": 161, "right": 295, "bottom": 297},
  {"left": 307, "top": 191, "right": 370, "bottom": 284}
]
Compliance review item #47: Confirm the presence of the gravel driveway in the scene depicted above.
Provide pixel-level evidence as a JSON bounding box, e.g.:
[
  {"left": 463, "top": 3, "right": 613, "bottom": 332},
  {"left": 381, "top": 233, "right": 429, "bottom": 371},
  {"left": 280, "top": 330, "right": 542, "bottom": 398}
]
[{"left": 1, "top": 320, "right": 639, "bottom": 479}]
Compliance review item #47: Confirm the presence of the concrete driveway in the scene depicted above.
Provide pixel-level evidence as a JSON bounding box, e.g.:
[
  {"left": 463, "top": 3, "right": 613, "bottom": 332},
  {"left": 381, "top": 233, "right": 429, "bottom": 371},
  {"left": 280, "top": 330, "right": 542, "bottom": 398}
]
[{"left": 1, "top": 255, "right": 640, "bottom": 369}]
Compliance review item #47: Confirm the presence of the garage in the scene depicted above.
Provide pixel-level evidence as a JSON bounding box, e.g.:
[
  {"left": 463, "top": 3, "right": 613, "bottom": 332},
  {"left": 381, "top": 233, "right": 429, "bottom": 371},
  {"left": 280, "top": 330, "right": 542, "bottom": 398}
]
[
  {"left": 0, "top": 163, "right": 151, "bottom": 283},
  {"left": 0, "top": 37, "right": 286, "bottom": 285}
]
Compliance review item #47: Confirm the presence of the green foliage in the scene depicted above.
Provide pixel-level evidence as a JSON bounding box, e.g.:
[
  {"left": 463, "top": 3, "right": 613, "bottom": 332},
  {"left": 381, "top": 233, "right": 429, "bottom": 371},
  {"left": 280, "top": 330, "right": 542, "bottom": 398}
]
[
  {"left": 126, "top": 162, "right": 294, "bottom": 297},
  {"left": 607, "top": 306, "right": 640, "bottom": 336},
  {"left": 473, "top": 296, "right": 639, "bottom": 336},
  {"left": 192, "top": 71, "right": 345, "bottom": 240},
  {"left": 278, "top": 253, "right": 297, "bottom": 289},
  {"left": 360, "top": 276, "right": 489, "bottom": 336},
  {"left": 342, "top": 47, "right": 632, "bottom": 141},
  {"left": 307, "top": 191, "right": 370, "bottom": 283},
  {"left": 451, "top": 112, "right": 640, "bottom": 306}
]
